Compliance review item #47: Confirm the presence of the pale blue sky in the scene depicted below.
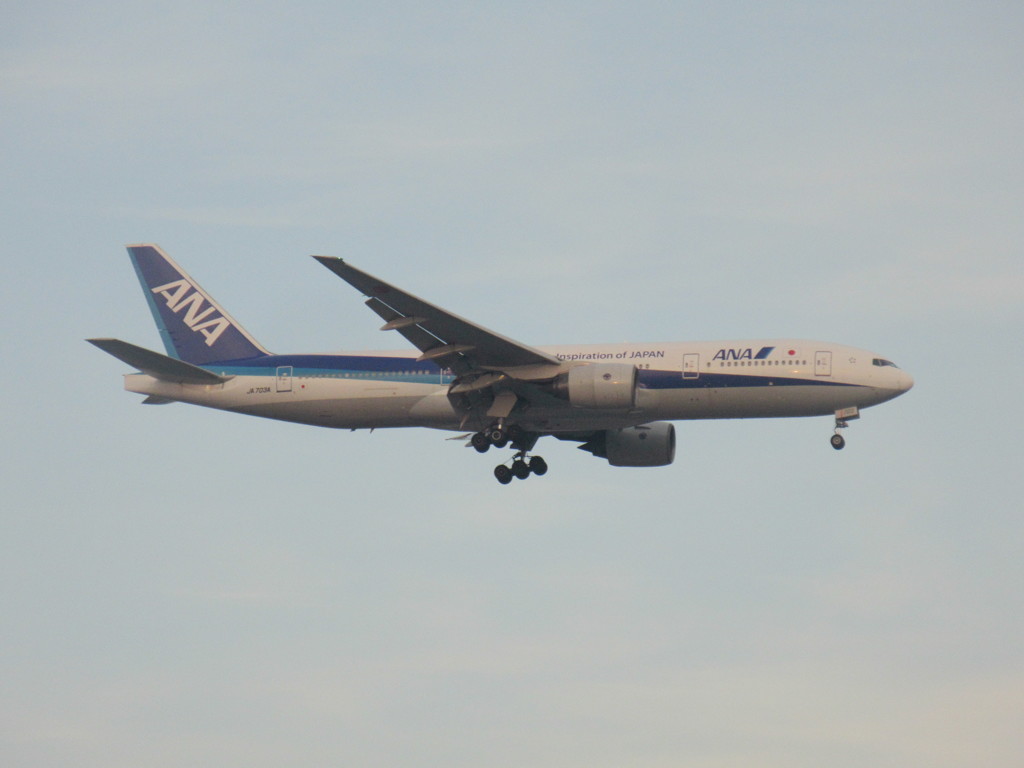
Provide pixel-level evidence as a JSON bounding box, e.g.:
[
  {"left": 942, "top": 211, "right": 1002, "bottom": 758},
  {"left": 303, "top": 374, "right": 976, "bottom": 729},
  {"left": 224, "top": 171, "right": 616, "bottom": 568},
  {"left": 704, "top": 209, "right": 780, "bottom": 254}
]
[{"left": 3, "top": 3, "right": 1023, "bottom": 766}]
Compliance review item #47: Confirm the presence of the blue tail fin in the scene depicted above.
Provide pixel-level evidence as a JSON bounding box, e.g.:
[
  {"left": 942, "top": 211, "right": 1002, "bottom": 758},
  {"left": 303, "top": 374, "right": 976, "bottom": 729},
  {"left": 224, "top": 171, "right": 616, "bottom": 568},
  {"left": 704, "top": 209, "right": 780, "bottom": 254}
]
[{"left": 127, "top": 244, "right": 269, "bottom": 364}]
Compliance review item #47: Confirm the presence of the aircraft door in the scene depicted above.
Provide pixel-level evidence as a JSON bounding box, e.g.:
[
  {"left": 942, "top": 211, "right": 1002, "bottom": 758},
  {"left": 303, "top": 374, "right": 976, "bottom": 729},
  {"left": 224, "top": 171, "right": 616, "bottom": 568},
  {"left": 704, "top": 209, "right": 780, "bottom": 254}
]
[
  {"left": 814, "top": 351, "right": 832, "bottom": 377},
  {"left": 276, "top": 365, "right": 293, "bottom": 392},
  {"left": 683, "top": 353, "right": 700, "bottom": 379}
]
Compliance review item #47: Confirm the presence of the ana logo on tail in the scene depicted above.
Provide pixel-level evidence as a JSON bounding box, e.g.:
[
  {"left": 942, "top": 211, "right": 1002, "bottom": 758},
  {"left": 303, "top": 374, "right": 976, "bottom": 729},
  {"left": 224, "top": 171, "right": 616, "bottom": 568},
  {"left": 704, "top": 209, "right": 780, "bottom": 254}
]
[{"left": 151, "top": 279, "right": 230, "bottom": 347}]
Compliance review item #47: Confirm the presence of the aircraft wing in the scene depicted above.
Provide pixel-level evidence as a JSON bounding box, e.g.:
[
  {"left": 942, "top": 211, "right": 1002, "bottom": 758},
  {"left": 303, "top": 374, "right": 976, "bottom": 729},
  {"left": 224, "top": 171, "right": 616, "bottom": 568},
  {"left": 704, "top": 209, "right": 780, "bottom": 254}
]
[{"left": 313, "top": 257, "right": 562, "bottom": 373}]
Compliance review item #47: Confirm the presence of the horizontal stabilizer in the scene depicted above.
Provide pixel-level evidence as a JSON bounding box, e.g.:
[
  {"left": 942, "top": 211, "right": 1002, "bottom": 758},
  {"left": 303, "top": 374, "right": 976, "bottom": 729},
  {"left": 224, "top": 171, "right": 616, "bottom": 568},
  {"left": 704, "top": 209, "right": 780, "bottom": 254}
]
[{"left": 87, "top": 338, "right": 229, "bottom": 384}]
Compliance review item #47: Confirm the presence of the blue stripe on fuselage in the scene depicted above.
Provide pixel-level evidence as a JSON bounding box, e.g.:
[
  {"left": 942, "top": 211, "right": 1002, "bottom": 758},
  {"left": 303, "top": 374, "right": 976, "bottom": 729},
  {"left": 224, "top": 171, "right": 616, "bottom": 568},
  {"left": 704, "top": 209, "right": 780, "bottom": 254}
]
[
  {"left": 201, "top": 353, "right": 453, "bottom": 382},
  {"left": 190, "top": 357, "right": 860, "bottom": 391},
  {"left": 637, "top": 369, "right": 857, "bottom": 390}
]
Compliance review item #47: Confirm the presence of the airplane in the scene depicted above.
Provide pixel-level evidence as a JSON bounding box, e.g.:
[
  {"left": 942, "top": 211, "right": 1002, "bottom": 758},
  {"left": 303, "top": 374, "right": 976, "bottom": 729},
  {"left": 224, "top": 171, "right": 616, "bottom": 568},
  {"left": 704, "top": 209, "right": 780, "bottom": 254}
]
[{"left": 89, "top": 244, "right": 914, "bottom": 484}]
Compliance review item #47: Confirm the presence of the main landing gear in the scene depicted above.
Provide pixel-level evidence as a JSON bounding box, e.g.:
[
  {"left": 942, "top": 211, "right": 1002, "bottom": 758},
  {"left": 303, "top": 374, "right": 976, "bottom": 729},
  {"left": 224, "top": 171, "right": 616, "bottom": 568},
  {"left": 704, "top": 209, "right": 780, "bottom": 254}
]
[
  {"left": 493, "top": 454, "right": 548, "bottom": 485},
  {"left": 830, "top": 406, "right": 860, "bottom": 450},
  {"left": 471, "top": 421, "right": 548, "bottom": 484}
]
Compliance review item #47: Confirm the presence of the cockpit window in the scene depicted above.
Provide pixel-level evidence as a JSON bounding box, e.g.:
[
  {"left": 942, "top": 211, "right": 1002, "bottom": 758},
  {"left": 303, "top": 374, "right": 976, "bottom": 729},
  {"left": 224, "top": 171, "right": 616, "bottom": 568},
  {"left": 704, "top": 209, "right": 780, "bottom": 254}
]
[{"left": 872, "top": 358, "right": 899, "bottom": 368}]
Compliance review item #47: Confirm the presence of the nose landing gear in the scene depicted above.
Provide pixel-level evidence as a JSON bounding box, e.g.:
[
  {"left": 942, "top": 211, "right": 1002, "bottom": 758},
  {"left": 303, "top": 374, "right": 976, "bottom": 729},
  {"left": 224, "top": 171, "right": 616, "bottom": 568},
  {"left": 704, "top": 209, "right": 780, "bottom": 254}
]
[{"left": 831, "top": 406, "right": 859, "bottom": 450}]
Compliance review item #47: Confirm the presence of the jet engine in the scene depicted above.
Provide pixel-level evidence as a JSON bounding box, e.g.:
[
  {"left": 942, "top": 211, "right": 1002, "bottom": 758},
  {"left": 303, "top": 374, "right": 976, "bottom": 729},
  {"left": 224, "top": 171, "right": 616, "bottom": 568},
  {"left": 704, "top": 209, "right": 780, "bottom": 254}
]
[
  {"left": 580, "top": 422, "right": 676, "bottom": 467},
  {"left": 552, "top": 363, "right": 638, "bottom": 409}
]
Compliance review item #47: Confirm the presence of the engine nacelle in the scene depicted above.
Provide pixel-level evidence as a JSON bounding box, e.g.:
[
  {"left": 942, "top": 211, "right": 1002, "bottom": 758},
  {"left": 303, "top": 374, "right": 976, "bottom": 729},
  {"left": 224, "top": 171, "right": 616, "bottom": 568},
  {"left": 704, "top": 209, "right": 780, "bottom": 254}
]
[
  {"left": 555, "top": 363, "right": 638, "bottom": 410},
  {"left": 605, "top": 422, "right": 676, "bottom": 467}
]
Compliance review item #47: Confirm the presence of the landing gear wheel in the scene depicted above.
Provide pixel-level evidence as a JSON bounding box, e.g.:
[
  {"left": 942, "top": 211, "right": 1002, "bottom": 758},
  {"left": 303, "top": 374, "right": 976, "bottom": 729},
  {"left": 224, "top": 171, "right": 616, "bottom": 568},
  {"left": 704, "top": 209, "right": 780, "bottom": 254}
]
[
  {"left": 487, "top": 426, "right": 508, "bottom": 447},
  {"left": 528, "top": 456, "right": 548, "bottom": 476},
  {"left": 511, "top": 459, "right": 531, "bottom": 480},
  {"left": 494, "top": 465, "right": 513, "bottom": 484},
  {"left": 830, "top": 408, "right": 857, "bottom": 452},
  {"left": 471, "top": 432, "right": 490, "bottom": 453}
]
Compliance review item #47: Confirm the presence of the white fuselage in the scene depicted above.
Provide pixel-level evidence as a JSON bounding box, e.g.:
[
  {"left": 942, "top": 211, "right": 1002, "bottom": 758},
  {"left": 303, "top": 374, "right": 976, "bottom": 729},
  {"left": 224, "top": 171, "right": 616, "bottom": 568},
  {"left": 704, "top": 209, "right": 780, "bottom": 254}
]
[{"left": 124, "top": 339, "right": 913, "bottom": 434}]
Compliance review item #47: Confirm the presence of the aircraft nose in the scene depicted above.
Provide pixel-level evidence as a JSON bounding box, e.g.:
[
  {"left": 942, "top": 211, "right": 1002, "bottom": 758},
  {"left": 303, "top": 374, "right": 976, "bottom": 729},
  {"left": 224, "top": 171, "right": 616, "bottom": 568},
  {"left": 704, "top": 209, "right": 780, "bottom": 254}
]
[{"left": 897, "top": 370, "right": 914, "bottom": 392}]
